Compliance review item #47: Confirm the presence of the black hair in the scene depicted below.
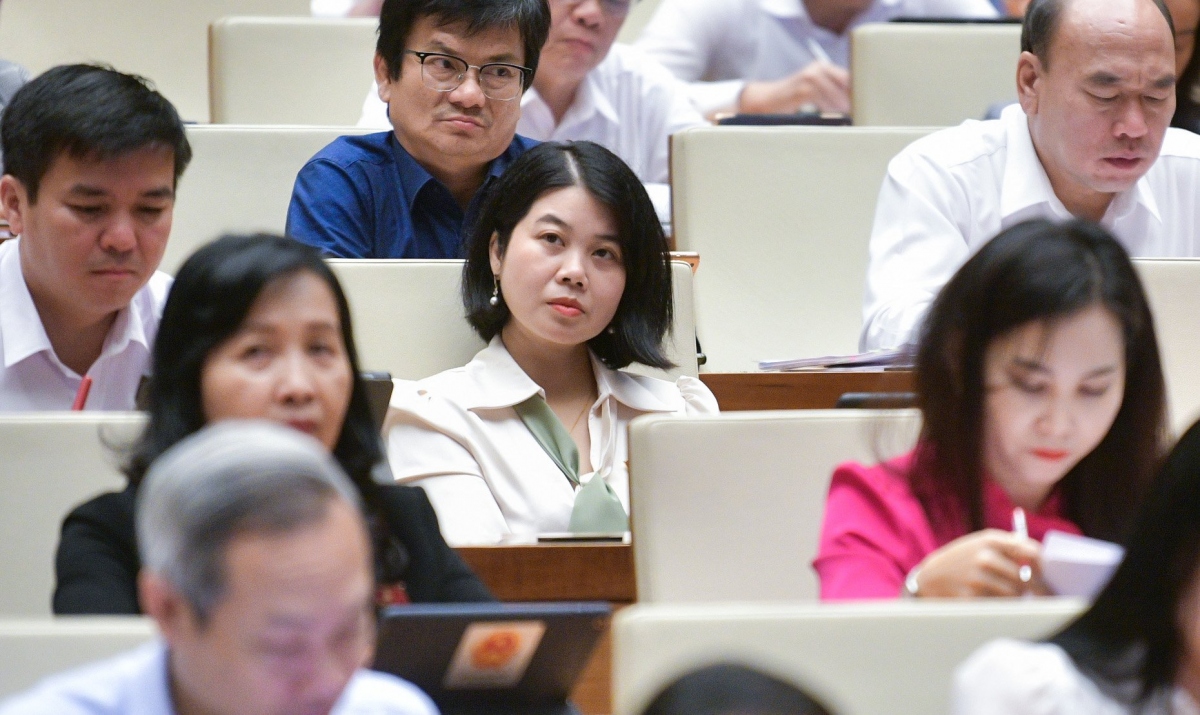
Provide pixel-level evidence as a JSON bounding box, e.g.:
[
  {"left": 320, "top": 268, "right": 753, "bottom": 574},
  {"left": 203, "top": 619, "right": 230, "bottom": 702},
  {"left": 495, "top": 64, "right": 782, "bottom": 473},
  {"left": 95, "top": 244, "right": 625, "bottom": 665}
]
[
  {"left": 1, "top": 64, "right": 191, "bottom": 203},
  {"left": 377, "top": 0, "right": 551, "bottom": 86},
  {"left": 1052, "top": 417, "right": 1200, "bottom": 705},
  {"left": 127, "top": 234, "right": 408, "bottom": 583},
  {"left": 641, "top": 664, "right": 836, "bottom": 715},
  {"left": 1022, "top": 0, "right": 1175, "bottom": 65},
  {"left": 462, "top": 140, "right": 674, "bottom": 370},
  {"left": 913, "top": 219, "right": 1167, "bottom": 542},
  {"left": 1173, "top": 21, "right": 1200, "bottom": 132}
]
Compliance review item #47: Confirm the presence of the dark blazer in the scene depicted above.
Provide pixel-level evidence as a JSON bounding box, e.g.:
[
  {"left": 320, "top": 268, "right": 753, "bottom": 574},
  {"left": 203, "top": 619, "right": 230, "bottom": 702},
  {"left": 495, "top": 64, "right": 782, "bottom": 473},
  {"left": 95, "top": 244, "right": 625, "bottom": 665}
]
[{"left": 54, "top": 483, "right": 493, "bottom": 614}]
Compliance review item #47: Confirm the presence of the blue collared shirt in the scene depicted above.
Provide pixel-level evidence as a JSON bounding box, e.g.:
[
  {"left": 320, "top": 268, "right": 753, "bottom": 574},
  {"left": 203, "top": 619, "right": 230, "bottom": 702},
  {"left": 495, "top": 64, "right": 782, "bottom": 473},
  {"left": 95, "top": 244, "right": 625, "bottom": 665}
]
[{"left": 286, "top": 131, "right": 538, "bottom": 258}]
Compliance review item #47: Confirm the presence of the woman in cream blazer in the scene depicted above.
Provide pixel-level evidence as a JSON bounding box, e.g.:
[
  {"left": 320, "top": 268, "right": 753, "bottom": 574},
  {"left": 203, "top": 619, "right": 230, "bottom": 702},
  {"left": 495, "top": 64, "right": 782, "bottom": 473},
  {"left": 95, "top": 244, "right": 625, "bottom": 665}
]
[{"left": 385, "top": 141, "right": 717, "bottom": 545}]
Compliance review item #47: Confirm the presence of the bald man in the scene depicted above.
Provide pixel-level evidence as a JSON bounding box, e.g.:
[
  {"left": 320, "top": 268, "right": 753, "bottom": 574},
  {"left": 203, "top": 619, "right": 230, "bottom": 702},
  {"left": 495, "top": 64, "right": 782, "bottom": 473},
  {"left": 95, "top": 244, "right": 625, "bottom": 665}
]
[{"left": 861, "top": 0, "right": 1200, "bottom": 351}]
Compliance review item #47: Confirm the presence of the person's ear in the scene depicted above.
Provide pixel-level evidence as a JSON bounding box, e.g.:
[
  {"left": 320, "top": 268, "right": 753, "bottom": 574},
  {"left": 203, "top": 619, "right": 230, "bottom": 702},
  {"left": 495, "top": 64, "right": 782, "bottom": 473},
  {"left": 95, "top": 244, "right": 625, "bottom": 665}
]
[
  {"left": 138, "top": 570, "right": 196, "bottom": 643},
  {"left": 373, "top": 52, "right": 394, "bottom": 103},
  {"left": 488, "top": 231, "right": 503, "bottom": 276},
  {"left": 0, "top": 175, "right": 29, "bottom": 236},
  {"left": 1016, "top": 51, "right": 1042, "bottom": 116}
]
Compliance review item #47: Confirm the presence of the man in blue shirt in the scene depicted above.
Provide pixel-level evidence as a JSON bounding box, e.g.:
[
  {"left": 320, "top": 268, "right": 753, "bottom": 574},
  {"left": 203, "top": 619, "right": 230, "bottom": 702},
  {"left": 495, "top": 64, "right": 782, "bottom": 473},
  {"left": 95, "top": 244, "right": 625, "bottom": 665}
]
[{"left": 287, "top": 0, "right": 551, "bottom": 258}]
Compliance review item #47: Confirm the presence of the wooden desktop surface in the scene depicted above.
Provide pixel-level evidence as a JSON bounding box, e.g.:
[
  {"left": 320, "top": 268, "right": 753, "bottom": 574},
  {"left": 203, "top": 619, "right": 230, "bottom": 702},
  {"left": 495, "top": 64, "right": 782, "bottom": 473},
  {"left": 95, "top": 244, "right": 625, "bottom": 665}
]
[
  {"left": 455, "top": 543, "right": 633, "bottom": 715},
  {"left": 700, "top": 370, "right": 914, "bottom": 411}
]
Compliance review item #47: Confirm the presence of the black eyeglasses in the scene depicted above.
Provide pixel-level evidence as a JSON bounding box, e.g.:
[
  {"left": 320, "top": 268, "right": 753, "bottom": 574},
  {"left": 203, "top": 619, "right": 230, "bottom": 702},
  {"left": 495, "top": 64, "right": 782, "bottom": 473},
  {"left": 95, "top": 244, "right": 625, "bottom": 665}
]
[{"left": 405, "top": 50, "right": 532, "bottom": 101}]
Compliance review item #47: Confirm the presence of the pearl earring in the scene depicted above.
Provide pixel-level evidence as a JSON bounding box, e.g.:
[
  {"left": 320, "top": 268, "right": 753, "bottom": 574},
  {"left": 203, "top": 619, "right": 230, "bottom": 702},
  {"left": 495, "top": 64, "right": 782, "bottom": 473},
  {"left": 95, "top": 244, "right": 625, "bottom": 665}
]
[{"left": 489, "top": 276, "right": 500, "bottom": 307}]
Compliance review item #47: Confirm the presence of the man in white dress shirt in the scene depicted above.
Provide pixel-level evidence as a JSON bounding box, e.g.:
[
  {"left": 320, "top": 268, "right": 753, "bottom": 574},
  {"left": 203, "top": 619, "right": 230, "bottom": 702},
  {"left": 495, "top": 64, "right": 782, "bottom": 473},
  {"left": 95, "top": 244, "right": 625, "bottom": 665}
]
[
  {"left": 359, "top": 0, "right": 705, "bottom": 223},
  {"left": 860, "top": 0, "right": 1200, "bottom": 351},
  {"left": 0, "top": 421, "right": 438, "bottom": 715},
  {"left": 635, "top": 0, "right": 997, "bottom": 117},
  {"left": 0, "top": 64, "right": 191, "bottom": 411}
]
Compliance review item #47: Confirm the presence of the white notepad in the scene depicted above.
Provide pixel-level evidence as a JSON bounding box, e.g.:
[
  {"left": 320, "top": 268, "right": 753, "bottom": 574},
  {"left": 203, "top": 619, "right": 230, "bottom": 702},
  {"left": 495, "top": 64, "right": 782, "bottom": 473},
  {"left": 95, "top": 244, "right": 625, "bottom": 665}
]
[{"left": 1040, "top": 530, "right": 1125, "bottom": 598}]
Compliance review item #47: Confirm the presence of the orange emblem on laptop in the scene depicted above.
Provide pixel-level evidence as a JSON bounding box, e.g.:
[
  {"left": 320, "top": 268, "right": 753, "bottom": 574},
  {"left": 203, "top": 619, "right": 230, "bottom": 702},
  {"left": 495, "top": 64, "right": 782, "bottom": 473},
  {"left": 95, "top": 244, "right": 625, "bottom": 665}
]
[{"left": 469, "top": 630, "right": 521, "bottom": 670}]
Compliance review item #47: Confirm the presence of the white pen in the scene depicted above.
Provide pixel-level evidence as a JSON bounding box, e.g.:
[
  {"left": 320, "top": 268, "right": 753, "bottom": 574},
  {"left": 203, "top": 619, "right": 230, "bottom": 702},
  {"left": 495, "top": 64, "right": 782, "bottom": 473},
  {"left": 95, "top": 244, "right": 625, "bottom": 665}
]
[
  {"left": 804, "top": 36, "right": 832, "bottom": 65},
  {"left": 1012, "top": 507, "right": 1032, "bottom": 586}
]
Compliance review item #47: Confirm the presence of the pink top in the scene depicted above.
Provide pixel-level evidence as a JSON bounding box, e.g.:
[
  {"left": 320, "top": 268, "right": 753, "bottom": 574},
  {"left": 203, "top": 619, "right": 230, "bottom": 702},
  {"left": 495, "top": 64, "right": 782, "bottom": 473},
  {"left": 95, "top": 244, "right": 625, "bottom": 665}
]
[{"left": 813, "top": 449, "right": 1082, "bottom": 601}]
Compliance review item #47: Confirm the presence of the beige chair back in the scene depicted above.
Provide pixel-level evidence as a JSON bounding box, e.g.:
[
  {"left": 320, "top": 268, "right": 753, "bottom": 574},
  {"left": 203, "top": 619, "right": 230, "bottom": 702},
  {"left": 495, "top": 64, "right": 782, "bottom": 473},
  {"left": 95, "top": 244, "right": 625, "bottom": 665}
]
[
  {"left": 0, "top": 414, "right": 145, "bottom": 615},
  {"left": 851, "top": 23, "right": 1022, "bottom": 127},
  {"left": 0, "top": 0, "right": 310, "bottom": 123},
  {"left": 613, "top": 600, "right": 1085, "bottom": 715},
  {"left": 168, "top": 125, "right": 372, "bottom": 274},
  {"left": 630, "top": 410, "right": 920, "bottom": 602},
  {"left": 1134, "top": 258, "right": 1200, "bottom": 434},
  {"left": 670, "top": 126, "right": 933, "bottom": 371},
  {"left": 0, "top": 617, "right": 156, "bottom": 697},
  {"left": 209, "top": 17, "right": 378, "bottom": 125},
  {"left": 617, "top": 0, "right": 663, "bottom": 43},
  {"left": 330, "top": 260, "right": 700, "bottom": 380}
]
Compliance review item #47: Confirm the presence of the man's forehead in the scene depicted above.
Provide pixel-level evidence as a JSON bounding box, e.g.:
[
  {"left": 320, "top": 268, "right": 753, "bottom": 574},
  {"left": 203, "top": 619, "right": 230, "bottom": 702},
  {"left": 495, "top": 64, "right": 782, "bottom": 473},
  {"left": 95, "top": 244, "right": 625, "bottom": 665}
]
[
  {"left": 1047, "top": 0, "right": 1175, "bottom": 72},
  {"left": 44, "top": 146, "right": 176, "bottom": 193},
  {"left": 412, "top": 16, "right": 523, "bottom": 62},
  {"left": 1056, "top": 0, "right": 1174, "bottom": 46}
]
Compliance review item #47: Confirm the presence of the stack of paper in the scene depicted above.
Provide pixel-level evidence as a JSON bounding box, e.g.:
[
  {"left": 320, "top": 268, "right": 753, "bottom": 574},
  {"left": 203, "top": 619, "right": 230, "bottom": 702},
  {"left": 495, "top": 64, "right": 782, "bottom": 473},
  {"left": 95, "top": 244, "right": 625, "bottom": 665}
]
[
  {"left": 757, "top": 347, "right": 914, "bottom": 372},
  {"left": 1040, "top": 531, "right": 1125, "bottom": 598}
]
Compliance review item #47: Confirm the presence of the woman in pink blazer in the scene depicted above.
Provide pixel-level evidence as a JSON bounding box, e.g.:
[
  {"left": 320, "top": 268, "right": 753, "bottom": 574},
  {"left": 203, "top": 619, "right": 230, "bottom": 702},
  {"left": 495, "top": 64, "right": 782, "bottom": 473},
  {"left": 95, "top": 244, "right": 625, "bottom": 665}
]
[{"left": 816, "top": 219, "right": 1168, "bottom": 600}]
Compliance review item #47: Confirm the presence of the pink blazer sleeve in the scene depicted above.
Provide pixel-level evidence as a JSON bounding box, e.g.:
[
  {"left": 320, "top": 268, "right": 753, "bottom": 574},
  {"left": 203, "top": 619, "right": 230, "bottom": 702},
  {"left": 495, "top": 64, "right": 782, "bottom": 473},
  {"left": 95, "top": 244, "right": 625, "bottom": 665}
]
[{"left": 813, "top": 455, "right": 942, "bottom": 601}]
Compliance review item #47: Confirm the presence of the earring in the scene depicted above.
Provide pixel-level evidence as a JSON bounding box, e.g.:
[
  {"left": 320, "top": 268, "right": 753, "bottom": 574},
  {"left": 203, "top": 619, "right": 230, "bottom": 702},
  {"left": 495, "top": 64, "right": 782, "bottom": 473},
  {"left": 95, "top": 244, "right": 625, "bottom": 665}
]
[
  {"left": 606, "top": 325, "right": 616, "bottom": 335},
  {"left": 489, "top": 276, "right": 500, "bottom": 307}
]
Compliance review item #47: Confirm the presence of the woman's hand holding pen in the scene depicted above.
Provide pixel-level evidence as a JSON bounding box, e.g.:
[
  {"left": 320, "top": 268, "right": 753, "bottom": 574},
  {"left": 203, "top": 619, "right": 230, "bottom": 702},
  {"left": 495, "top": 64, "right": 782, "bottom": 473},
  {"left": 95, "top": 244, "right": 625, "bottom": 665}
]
[{"left": 908, "top": 529, "right": 1050, "bottom": 598}]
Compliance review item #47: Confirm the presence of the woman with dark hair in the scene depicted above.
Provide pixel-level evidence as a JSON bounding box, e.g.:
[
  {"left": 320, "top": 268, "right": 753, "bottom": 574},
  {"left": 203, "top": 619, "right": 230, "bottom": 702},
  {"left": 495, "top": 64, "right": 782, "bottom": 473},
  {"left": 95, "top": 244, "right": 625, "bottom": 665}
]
[
  {"left": 384, "top": 140, "right": 717, "bottom": 545},
  {"left": 641, "top": 664, "right": 836, "bottom": 715},
  {"left": 954, "top": 417, "right": 1200, "bottom": 713},
  {"left": 54, "top": 234, "right": 492, "bottom": 614},
  {"left": 815, "top": 219, "right": 1167, "bottom": 600},
  {"left": 1173, "top": 0, "right": 1200, "bottom": 134}
]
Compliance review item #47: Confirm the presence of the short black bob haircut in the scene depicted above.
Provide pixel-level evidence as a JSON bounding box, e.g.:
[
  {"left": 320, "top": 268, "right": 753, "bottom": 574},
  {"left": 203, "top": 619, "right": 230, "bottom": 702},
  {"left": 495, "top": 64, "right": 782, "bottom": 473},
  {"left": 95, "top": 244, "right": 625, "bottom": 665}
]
[
  {"left": 640, "top": 664, "right": 835, "bottom": 715},
  {"left": 1022, "top": 0, "right": 1174, "bottom": 66},
  {"left": 913, "top": 219, "right": 1167, "bottom": 543},
  {"left": 1051, "top": 417, "right": 1200, "bottom": 705},
  {"left": 377, "top": 0, "right": 551, "bottom": 88},
  {"left": 462, "top": 140, "right": 674, "bottom": 371},
  {"left": 124, "top": 235, "right": 412, "bottom": 582},
  {"left": 1, "top": 64, "right": 191, "bottom": 203}
]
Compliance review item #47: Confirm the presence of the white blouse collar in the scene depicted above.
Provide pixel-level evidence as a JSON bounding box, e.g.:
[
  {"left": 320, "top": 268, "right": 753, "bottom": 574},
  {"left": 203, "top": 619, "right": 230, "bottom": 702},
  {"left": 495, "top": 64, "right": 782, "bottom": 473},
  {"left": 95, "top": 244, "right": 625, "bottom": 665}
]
[{"left": 452, "top": 336, "right": 678, "bottom": 414}]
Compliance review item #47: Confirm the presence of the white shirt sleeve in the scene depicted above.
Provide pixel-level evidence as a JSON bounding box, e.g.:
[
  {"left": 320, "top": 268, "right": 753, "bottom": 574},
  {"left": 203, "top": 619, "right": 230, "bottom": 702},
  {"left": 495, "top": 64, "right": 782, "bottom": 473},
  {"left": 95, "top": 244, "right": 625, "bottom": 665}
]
[
  {"left": 635, "top": 0, "right": 745, "bottom": 114},
  {"left": 386, "top": 411, "right": 511, "bottom": 546},
  {"left": 912, "top": 0, "right": 1000, "bottom": 18},
  {"left": 859, "top": 146, "right": 974, "bottom": 351},
  {"left": 952, "top": 639, "right": 1130, "bottom": 715},
  {"left": 311, "top": 0, "right": 354, "bottom": 17}
]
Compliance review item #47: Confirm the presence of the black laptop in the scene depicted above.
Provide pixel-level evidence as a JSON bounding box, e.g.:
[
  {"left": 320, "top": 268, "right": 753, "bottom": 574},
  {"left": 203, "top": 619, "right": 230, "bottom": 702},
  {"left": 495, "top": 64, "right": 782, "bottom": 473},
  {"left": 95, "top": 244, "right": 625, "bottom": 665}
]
[{"left": 372, "top": 602, "right": 612, "bottom": 715}]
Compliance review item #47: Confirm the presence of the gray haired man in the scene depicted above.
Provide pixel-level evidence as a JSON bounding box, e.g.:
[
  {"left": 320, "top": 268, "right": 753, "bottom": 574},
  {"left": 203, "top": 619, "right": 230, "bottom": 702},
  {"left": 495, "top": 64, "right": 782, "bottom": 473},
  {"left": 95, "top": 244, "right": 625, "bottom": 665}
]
[{"left": 0, "top": 420, "right": 438, "bottom": 715}]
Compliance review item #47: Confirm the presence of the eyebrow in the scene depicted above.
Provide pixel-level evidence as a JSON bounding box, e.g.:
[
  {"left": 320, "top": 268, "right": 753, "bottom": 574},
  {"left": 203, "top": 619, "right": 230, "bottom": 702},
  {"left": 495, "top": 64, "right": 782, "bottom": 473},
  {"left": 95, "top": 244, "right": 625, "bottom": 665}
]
[
  {"left": 1083, "top": 71, "right": 1175, "bottom": 90},
  {"left": 534, "top": 213, "right": 620, "bottom": 242},
  {"left": 1084, "top": 72, "right": 1122, "bottom": 87},
  {"left": 65, "top": 184, "right": 175, "bottom": 199},
  {"left": 1010, "top": 357, "right": 1119, "bottom": 379},
  {"left": 425, "top": 39, "right": 519, "bottom": 64},
  {"left": 236, "top": 319, "right": 341, "bottom": 334}
]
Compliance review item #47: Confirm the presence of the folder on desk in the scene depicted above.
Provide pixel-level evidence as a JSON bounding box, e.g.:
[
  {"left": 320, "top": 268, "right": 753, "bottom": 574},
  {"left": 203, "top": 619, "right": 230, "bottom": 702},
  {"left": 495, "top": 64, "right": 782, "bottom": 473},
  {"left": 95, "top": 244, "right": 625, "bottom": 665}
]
[{"left": 758, "top": 347, "right": 914, "bottom": 372}]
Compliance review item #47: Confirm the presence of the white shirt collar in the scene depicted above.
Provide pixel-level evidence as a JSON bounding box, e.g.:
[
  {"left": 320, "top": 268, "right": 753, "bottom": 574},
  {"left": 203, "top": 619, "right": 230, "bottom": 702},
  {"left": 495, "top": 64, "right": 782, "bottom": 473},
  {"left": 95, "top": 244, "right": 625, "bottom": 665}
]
[
  {"left": 0, "top": 238, "right": 154, "bottom": 373},
  {"left": 0, "top": 238, "right": 54, "bottom": 368},
  {"left": 999, "top": 104, "right": 1161, "bottom": 225},
  {"left": 452, "top": 336, "right": 676, "bottom": 414},
  {"left": 522, "top": 63, "right": 621, "bottom": 133},
  {"left": 758, "top": 0, "right": 899, "bottom": 21}
]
